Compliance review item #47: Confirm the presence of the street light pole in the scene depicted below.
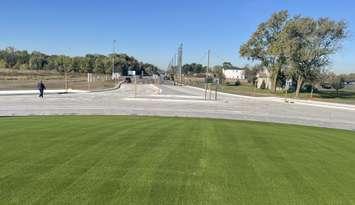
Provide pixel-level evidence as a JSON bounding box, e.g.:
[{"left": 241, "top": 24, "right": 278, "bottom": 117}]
[
  {"left": 173, "top": 53, "right": 177, "bottom": 85},
  {"left": 205, "top": 49, "right": 210, "bottom": 100},
  {"left": 178, "top": 43, "right": 183, "bottom": 85},
  {"left": 112, "top": 40, "right": 116, "bottom": 79}
]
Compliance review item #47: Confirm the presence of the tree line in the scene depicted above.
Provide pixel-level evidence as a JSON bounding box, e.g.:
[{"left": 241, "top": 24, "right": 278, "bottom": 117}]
[
  {"left": 170, "top": 62, "right": 238, "bottom": 79},
  {"left": 0, "top": 47, "right": 160, "bottom": 76},
  {"left": 239, "top": 10, "right": 348, "bottom": 97}
]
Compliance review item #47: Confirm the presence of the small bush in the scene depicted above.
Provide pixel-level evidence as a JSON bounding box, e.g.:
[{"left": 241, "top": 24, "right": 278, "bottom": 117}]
[
  {"left": 302, "top": 84, "right": 318, "bottom": 93},
  {"left": 260, "top": 80, "right": 266, "bottom": 89},
  {"left": 235, "top": 80, "right": 241, "bottom": 86}
]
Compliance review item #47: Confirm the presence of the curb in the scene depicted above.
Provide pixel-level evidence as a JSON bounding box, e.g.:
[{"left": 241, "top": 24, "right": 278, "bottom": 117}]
[{"left": 89, "top": 81, "right": 124, "bottom": 93}]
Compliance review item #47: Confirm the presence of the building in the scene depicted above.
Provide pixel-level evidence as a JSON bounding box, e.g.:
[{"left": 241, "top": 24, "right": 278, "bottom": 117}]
[
  {"left": 285, "top": 79, "right": 294, "bottom": 90},
  {"left": 223, "top": 68, "right": 246, "bottom": 81},
  {"left": 256, "top": 68, "right": 294, "bottom": 90},
  {"left": 111, "top": 72, "right": 120, "bottom": 80},
  {"left": 256, "top": 68, "right": 272, "bottom": 89}
]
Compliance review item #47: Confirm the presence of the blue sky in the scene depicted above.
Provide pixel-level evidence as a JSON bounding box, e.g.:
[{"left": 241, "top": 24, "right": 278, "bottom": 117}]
[{"left": 1, "top": 0, "right": 354, "bottom": 73}]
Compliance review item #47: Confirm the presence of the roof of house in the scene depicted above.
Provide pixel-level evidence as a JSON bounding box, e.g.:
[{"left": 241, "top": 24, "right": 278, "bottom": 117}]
[
  {"left": 223, "top": 67, "right": 244, "bottom": 70},
  {"left": 256, "top": 68, "right": 271, "bottom": 78}
]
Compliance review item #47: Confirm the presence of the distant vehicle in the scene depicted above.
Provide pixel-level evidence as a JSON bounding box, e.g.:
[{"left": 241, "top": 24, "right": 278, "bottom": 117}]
[
  {"left": 345, "top": 80, "right": 355, "bottom": 86},
  {"left": 128, "top": 70, "right": 136, "bottom": 76},
  {"left": 125, "top": 77, "right": 132, "bottom": 83},
  {"left": 321, "top": 83, "right": 332, "bottom": 89}
]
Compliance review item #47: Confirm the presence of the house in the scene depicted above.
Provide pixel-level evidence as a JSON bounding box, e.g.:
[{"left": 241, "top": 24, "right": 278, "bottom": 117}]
[
  {"left": 223, "top": 68, "right": 246, "bottom": 81},
  {"left": 111, "top": 72, "right": 120, "bottom": 80},
  {"left": 256, "top": 68, "right": 272, "bottom": 89},
  {"left": 256, "top": 68, "right": 294, "bottom": 90},
  {"left": 285, "top": 79, "right": 294, "bottom": 90}
]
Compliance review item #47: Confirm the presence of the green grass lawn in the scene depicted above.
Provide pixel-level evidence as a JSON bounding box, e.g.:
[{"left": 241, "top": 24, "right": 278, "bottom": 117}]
[
  {"left": 202, "top": 83, "right": 355, "bottom": 105},
  {"left": 1, "top": 116, "right": 355, "bottom": 204}
]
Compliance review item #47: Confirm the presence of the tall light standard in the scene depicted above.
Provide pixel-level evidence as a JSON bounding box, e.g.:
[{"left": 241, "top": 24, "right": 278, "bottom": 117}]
[
  {"left": 112, "top": 40, "right": 116, "bottom": 78},
  {"left": 177, "top": 43, "right": 183, "bottom": 85},
  {"left": 205, "top": 49, "right": 210, "bottom": 100}
]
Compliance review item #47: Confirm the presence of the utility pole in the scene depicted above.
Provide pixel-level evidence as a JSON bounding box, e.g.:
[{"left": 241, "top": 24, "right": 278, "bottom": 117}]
[
  {"left": 215, "top": 79, "right": 218, "bottom": 100},
  {"left": 207, "top": 49, "right": 210, "bottom": 76},
  {"left": 205, "top": 49, "right": 210, "bottom": 100},
  {"left": 177, "top": 43, "right": 183, "bottom": 85},
  {"left": 208, "top": 49, "right": 211, "bottom": 100},
  {"left": 134, "top": 75, "right": 137, "bottom": 98},
  {"left": 112, "top": 40, "right": 116, "bottom": 79},
  {"left": 173, "top": 53, "right": 177, "bottom": 85},
  {"left": 65, "top": 71, "right": 68, "bottom": 91}
]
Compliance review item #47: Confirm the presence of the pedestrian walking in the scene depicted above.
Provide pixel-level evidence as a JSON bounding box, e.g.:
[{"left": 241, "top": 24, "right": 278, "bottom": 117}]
[{"left": 37, "top": 80, "right": 46, "bottom": 98}]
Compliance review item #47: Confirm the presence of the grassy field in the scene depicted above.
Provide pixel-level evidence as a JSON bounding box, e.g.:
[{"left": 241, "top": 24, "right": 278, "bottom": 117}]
[
  {"left": 0, "top": 69, "right": 116, "bottom": 91},
  {"left": 220, "top": 84, "right": 355, "bottom": 104},
  {"left": 190, "top": 81, "right": 355, "bottom": 105},
  {"left": 1, "top": 116, "right": 355, "bottom": 204}
]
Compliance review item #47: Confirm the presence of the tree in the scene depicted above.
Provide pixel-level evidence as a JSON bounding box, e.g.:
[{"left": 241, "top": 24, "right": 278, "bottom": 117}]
[
  {"left": 222, "top": 62, "right": 234, "bottom": 70},
  {"left": 104, "top": 58, "right": 112, "bottom": 74},
  {"left": 84, "top": 54, "right": 96, "bottom": 73},
  {"left": 276, "top": 69, "right": 287, "bottom": 88},
  {"left": 0, "top": 47, "right": 158, "bottom": 75},
  {"left": 329, "top": 73, "right": 345, "bottom": 97},
  {"left": 71, "top": 57, "right": 82, "bottom": 73},
  {"left": 142, "top": 63, "right": 159, "bottom": 75},
  {"left": 245, "top": 64, "right": 262, "bottom": 85},
  {"left": 260, "top": 80, "right": 266, "bottom": 89},
  {"left": 0, "top": 59, "right": 7, "bottom": 68},
  {"left": 212, "top": 65, "right": 225, "bottom": 83},
  {"left": 280, "top": 16, "right": 347, "bottom": 97},
  {"left": 339, "top": 73, "right": 355, "bottom": 82},
  {"left": 2, "top": 47, "right": 17, "bottom": 68},
  {"left": 182, "top": 64, "right": 191, "bottom": 75},
  {"left": 240, "top": 10, "right": 289, "bottom": 93},
  {"left": 94, "top": 55, "right": 106, "bottom": 73},
  {"left": 181, "top": 63, "right": 205, "bottom": 75},
  {"left": 29, "top": 51, "right": 48, "bottom": 70},
  {"left": 305, "top": 69, "right": 328, "bottom": 98},
  {"left": 15, "top": 50, "right": 30, "bottom": 66}
]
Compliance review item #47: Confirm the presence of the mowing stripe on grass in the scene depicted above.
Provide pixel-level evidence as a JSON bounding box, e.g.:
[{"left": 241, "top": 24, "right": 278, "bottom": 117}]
[{"left": 0, "top": 116, "right": 354, "bottom": 205}]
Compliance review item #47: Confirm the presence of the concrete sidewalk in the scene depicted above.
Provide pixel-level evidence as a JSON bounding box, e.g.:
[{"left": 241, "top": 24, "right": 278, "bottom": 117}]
[
  {"left": 0, "top": 89, "right": 88, "bottom": 96},
  {"left": 0, "top": 82, "right": 123, "bottom": 96}
]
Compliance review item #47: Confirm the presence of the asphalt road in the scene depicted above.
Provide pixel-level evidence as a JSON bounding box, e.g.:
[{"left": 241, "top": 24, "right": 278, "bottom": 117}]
[{"left": 1, "top": 83, "right": 355, "bottom": 130}]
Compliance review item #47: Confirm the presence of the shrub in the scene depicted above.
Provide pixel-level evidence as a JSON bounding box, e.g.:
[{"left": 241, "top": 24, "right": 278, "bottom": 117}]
[
  {"left": 260, "top": 80, "right": 266, "bottom": 89},
  {"left": 302, "top": 84, "right": 318, "bottom": 93}
]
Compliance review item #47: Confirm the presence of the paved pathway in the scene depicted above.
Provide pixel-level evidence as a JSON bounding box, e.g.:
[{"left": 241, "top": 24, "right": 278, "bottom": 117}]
[{"left": 1, "top": 83, "right": 354, "bottom": 130}]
